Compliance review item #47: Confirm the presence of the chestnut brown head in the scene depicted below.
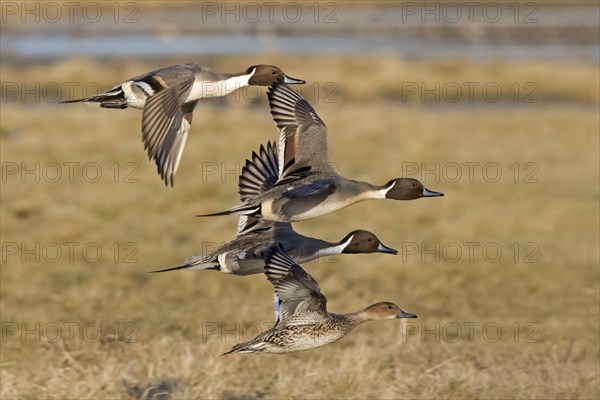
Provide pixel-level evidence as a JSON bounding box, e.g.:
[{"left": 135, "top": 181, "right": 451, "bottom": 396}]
[
  {"left": 339, "top": 230, "right": 397, "bottom": 255},
  {"left": 383, "top": 178, "right": 443, "bottom": 200},
  {"left": 246, "top": 65, "right": 305, "bottom": 86}
]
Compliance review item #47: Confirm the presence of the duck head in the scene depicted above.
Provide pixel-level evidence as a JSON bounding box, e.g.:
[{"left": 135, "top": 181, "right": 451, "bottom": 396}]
[
  {"left": 339, "top": 230, "right": 398, "bottom": 255},
  {"left": 246, "top": 65, "right": 305, "bottom": 86},
  {"left": 364, "top": 302, "right": 418, "bottom": 320},
  {"left": 382, "top": 178, "right": 443, "bottom": 200}
]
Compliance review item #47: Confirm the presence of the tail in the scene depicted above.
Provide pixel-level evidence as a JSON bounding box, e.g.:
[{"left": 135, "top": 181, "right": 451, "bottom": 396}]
[
  {"left": 197, "top": 204, "right": 261, "bottom": 218},
  {"left": 222, "top": 341, "right": 266, "bottom": 355},
  {"left": 149, "top": 256, "right": 219, "bottom": 273},
  {"left": 59, "top": 87, "right": 128, "bottom": 109}
]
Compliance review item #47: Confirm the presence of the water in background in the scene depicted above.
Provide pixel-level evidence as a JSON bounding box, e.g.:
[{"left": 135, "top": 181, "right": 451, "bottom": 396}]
[{"left": 1, "top": 2, "right": 598, "bottom": 62}]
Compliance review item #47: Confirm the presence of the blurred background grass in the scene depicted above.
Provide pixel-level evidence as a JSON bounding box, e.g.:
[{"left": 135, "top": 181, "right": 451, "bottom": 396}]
[{"left": 1, "top": 1, "right": 599, "bottom": 399}]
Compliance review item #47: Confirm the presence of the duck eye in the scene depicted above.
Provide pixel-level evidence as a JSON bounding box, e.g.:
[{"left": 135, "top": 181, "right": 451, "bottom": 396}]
[{"left": 387, "top": 306, "right": 392, "bottom": 310}]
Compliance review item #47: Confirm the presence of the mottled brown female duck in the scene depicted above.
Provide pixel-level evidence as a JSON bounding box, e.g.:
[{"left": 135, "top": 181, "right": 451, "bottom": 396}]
[{"left": 224, "top": 246, "right": 416, "bottom": 354}]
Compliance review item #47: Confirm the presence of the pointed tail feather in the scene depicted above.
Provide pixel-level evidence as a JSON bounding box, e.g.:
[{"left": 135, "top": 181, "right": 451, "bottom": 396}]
[
  {"left": 221, "top": 345, "right": 241, "bottom": 356},
  {"left": 222, "top": 341, "right": 264, "bottom": 355},
  {"left": 59, "top": 89, "right": 128, "bottom": 109},
  {"left": 149, "top": 253, "right": 220, "bottom": 273},
  {"left": 58, "top": 98, "right": 89, "bottom": 104},
  {"left": 196, "top": 210, "right": 238, "bottom": 218},
  {"left": 197, "top": 204, "right": 261, "bottom": 218},
  {"left": 149, "top": 264, "right": 188, "bottom": 273},
  {"left": 149, "top": 261, "right": 219, "bottom": 273}
]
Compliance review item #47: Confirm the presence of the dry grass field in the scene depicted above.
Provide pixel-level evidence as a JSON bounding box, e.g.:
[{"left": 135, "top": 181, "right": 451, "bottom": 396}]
[{"left": 1, "top": 53, "right": 599, "bottom": 399}]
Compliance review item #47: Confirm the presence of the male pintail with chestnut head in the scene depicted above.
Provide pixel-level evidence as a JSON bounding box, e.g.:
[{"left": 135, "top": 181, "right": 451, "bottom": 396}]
[
  {"left": 60, "top": 64, "right": 304, "bottom": 186},
  {"left": 152, "top": 142, "right": 396, "bottom": 276},
  {"left": 199, "top": 83, "right": 443, "bottom": 222}
]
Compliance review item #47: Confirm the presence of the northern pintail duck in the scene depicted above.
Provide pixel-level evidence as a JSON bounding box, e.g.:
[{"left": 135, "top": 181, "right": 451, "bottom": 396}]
[
  {"left": 60, "top": 64, "right": 304, "bottom": 186},
  {"left": 151, "top": 142, "right": 397, "bottom": 275},
  {"left": 224, "top": 245, "right": 417, "bottom": 354},
  {"left": 200, "top": 83, "right": 443, "bottom": 222},
  {"left": 152, "top": 221, "right": 396, "bottom": 275}
]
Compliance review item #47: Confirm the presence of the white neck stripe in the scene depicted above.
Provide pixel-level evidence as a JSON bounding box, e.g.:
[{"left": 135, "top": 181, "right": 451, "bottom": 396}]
[
  {"left": 317, "top": 234, "right": 354, "bottom": 257},
  {"left": 373, "top": 181, "right": 395, "bottom": 199}
]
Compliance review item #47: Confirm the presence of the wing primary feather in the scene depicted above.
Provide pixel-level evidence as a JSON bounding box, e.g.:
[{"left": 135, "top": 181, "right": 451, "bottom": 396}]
[{"left": 238, "top": 141, "right": 280, "bottom": 201}]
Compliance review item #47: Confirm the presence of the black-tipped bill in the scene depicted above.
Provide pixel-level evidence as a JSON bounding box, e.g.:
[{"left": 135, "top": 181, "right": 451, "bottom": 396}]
[
  {"left": 422, "top": 188, "right": 444, "bottom": 197},
  {"left": 396, "top": 310, "right": 418, "bottom": 319},
  {"left": 377, "top": 243, "right": 399, "bottom": 255},
  {"left": 283, "top": 75, "right": 305, "bottom": 84}
]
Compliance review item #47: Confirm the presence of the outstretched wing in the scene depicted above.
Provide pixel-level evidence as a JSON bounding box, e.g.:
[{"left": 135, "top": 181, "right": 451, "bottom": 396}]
[
  {"left": 141, "top": 75, "right": 195, "bottom": 186},
  {"left": 264, "top": 245, "right": 327, "bottom": 324},
  {"left": 236, "top": 141, "right": 280, "bottom": 235},
  {"left": 238, "top": 141, "right": 279, "bottom": 201},
  {"left": 267, "top": 83, "right": 329, "bottom": 179}
]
